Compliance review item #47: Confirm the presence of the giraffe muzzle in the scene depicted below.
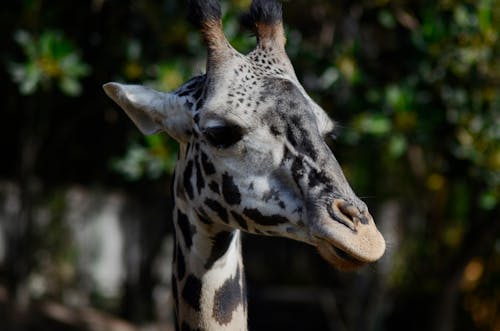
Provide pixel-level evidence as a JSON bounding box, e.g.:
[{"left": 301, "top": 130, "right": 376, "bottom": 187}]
[{"left": 312, "top": 198, "right": 385, "bottom": 270}]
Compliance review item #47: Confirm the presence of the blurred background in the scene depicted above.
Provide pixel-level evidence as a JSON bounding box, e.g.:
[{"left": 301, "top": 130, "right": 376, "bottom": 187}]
[{"left": 0, "top": 0, "right": 498, "bottom": 330}]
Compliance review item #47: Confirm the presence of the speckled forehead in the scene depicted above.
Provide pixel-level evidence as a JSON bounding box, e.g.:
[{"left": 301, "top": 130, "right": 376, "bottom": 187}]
[
  {"left": 197, "top": 83, "right": 253, "bottom": 125},
  {"left": 199, "top": 57, "right": 300, "bottom": 125}
]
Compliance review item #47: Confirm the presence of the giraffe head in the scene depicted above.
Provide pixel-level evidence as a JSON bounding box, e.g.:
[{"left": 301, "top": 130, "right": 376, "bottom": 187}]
[{"left": 104, "top": 0, "right": 385, "bottom": 271}]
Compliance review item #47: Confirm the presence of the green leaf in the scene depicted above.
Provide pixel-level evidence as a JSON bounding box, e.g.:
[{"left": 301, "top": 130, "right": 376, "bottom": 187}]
[
  {"left": 60, "top": 54, "right": 91, "bottom": 77},
  {"left": 386, "top": 85, "right": 414, "bottom": 112},
  {"left": 59, "top": 77, "right": 82, "bottom": 96},
  {"left": 454, "top": 5, "right": 471, "bottom": 28},
  {"left": 479, "top": 190, "right": 497, "bottom": 210},
  {"left": 354, "top": 113, "right": 392, "bottom": 136},
  {"left": 378, "top": 10, "right": 396, "bottom": 29},
  {"left": 19, "top": 62, "right": 42, "bottom": 95},
  {"left": 478, "top": 0, "right": 493, "bottom": 31},
  {"left": 10, "top": 29, "right": 90, "bottom": 97},
  {"left": 14, "top": 30, "right": 37, "bottom": 59},
  {"left": 388, "top": 135, "right": 408, "bottom": 158}
]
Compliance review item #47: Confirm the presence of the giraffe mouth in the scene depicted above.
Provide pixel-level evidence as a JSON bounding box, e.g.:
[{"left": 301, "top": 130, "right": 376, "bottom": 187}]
[
  {"left": 332, "top": 246, "right": 364, "bottom": 265},
  {"left": 315, "top": 239, "right": 367, "bottom": 271}
]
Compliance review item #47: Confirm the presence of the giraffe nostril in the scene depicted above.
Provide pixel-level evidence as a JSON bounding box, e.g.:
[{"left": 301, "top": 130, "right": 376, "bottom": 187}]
[
  {"left": 337, "top": 201, "right": 360, "bottom": 223},
  {"left": 328, "top": 199, "right": 369, "bottom": 231}
]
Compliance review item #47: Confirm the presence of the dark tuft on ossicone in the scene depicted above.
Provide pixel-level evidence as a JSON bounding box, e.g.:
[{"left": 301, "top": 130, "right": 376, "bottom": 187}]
[{"left": 240, "top": 0, "right": 283, "bottom": 30}]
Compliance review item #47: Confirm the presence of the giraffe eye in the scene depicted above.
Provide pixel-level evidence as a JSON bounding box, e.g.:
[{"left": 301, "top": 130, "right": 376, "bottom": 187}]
[{"left": 203, "top": 124, "right": 244, "bottom": 148}]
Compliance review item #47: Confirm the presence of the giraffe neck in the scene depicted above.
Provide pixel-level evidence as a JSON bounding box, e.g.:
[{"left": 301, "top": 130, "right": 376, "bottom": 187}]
[{"left": 172, "top": 199, "right": 248, "bottom": 331}]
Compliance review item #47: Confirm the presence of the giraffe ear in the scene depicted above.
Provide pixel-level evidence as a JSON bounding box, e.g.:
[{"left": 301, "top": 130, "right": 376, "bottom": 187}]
[{"left": 103, "top": 82, "right": 193, "bottom": 142}]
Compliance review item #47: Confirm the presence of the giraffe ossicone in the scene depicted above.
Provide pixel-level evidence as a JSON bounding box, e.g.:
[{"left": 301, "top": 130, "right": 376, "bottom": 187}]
[{"left": 104, "top": 0, "right": 385, "bottom": 329}]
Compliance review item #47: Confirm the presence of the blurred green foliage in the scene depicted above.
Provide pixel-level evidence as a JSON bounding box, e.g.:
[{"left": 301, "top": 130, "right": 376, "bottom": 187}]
[
  {"left": 9, "top": 30, "right": 90, "bottom": 96},
  {"left": 111, "top": 134, "right": 178, "bottom": 180}
]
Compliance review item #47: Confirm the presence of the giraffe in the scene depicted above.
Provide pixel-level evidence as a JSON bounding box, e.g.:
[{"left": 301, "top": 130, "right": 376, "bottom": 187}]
[{"left": 103, "top": 0, "right": 385, "bottom": 330}]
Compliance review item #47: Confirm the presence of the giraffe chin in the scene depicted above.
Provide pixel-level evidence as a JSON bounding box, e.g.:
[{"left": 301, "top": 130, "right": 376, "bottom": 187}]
[{"left": 316, "top": 241, "right": 368, "bottom": 271}]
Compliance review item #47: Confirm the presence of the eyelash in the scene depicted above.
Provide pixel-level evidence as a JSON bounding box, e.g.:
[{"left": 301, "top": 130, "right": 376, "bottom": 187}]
[{"left": 324, "top": 130, "right": 338, "bottom": 150}]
